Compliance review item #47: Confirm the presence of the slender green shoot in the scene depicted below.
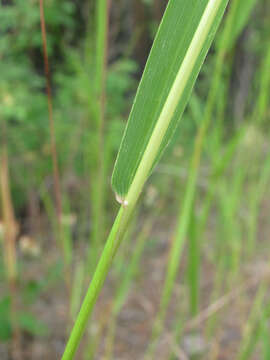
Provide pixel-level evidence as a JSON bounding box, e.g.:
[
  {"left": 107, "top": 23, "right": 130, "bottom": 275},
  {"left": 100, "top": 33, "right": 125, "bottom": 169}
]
[{"left": 62, "top": 1, "right": 229, "bottom": 358}]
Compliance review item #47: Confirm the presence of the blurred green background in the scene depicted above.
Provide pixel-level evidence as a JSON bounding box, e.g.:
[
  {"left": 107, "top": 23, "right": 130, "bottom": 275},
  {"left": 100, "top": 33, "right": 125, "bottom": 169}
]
[{"left": 0, "top": 0, "right": 270, "bottom": 359}]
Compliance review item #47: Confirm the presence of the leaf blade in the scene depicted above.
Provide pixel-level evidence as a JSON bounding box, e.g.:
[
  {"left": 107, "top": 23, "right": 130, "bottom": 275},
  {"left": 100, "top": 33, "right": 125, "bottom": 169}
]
[{"left": 112, "top": 0, "right": 229, "bottom": 200}]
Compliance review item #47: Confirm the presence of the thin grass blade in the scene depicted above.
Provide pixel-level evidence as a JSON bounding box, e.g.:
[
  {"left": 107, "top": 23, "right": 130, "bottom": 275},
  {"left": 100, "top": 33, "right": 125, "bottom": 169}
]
[{"left": 112, "top": 0, "right": 230, "bottom": 203}]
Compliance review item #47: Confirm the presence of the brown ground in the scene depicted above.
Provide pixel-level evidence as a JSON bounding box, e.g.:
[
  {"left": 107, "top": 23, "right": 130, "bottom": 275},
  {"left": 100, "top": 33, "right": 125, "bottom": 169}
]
[{"left": 0, "top": 199, "right": 269, "bottom": 360}]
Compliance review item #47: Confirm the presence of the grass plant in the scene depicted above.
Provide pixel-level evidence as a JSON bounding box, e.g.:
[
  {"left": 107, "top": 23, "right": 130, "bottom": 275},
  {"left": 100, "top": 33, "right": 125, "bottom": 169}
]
[
  {"left": 61, "top": 0, "right": 229, "bottom": 358},
  {"left": 1, "top": 0, "right": 269, "bottom": 359}
]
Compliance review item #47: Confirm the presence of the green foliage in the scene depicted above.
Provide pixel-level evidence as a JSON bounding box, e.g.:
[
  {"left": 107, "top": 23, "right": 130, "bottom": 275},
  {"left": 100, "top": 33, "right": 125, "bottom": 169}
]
[
  {"left": 0, "top": 296, "right": 47, "bottom": 340},
  {"left": 19, "top": 312, "right": 48, "bottom": 337},
  {"left": 0, "top": 0, "right": 76, "bottom": 211},
  {"left": 0, "top": 0, "right": 269, "bottom": 359},
  {"left": 0, "top": 296, "right": 12, "bottom": 341},
  {"left": 0, "top": 0, "right": 136, "bottom": 212}
]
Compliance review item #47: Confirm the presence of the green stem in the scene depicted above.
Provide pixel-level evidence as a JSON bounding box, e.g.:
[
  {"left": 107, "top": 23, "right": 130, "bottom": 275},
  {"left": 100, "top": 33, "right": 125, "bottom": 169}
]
[
  {"left": 62, "top": 195, "right": 138, "bottom": 359},
  {"left": 188, "top": 204, "right": 200, "bottom": 317},
  {"left": 88, "top": 0, "right": 111, "bottom": 269}
]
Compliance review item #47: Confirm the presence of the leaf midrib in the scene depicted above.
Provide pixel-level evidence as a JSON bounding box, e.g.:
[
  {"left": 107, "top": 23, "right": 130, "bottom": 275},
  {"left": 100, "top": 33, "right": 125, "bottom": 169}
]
[{"left": 124, "top": 0, "right": 223, "bottom": 206}]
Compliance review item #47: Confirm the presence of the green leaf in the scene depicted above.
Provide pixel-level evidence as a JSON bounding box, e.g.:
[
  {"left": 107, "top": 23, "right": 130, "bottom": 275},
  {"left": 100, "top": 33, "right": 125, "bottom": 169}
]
[{"left": 112, "top": 0, "right": 229, "bottom": 200}]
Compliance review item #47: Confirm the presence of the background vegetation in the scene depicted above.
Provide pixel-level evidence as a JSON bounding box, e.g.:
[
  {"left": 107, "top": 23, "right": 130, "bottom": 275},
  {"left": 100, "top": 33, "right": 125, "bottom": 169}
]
[{"left": 0, "top": 0, "right": 270, "bottom": 359}]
